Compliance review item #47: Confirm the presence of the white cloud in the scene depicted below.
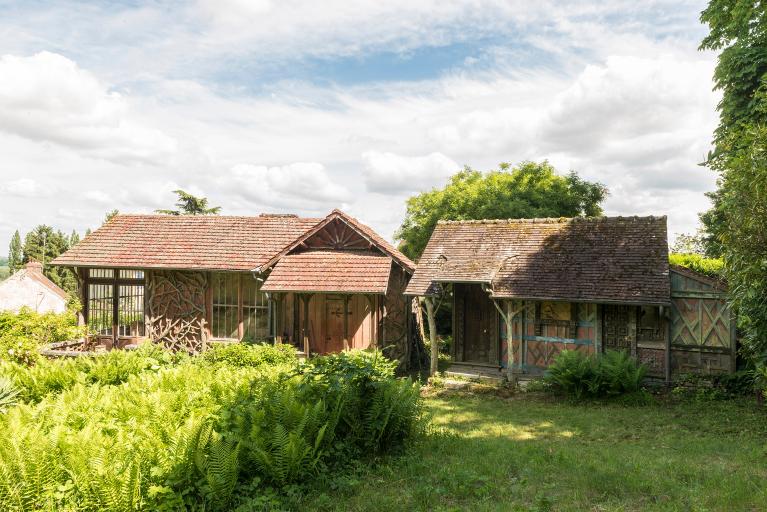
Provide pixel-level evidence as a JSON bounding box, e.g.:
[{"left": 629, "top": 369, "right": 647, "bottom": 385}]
[
  {"left": 0, "top": 1, "right": 722, "bottom": 249},
  {"left": 0, "top": 52, "right": 177, "bottom": 164},
  {"left": 0, "top": 178, "right": 49, "bottom": 197},
  {"left": 362, "top": 151, "right": 459, "bottom": 194},
  {"left": 219, "top": 162, "right": 351, "bottom": 210}
]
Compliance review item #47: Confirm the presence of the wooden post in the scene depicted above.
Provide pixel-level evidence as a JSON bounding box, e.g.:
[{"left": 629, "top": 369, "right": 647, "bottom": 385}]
[
  {"left": 664, "top": 305, "right": 672, "bottom": 383},
  {"left": 303, "top": 294, "right": 310, "bottom": 356},
  {"left": 343, "top": 294, "right": 350, "bottom": 351},
  {"left": 492, "top": 299, "right": 522, "bottom": 384},
  {"left": 365, "top": 294, "right": 377, "bottom": 349},
  {"left": 424, "top": 296, "right": 439, "bottom": 376},
  {"left": 595, "top": 304, "right": 603, "bottom": 354},
  {"left": 237, "top": 274, "right": 244, "bottom": 340}
]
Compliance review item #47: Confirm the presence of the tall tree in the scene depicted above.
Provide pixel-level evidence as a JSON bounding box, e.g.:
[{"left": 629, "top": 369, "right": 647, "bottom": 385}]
[
  {"left": 156, "top": 190, "right": 221, "bottom": 216},
  {"left": 395, "top": 161, "right": 607, "bottom": 260},
  {"left": 699, "top": 1, "right": 767, "bottom": 256},
  {"left": 69, "top": 230, "right": 81, "bottom": 247},
  {"left": 22, "top": 225, "right": 77, "bottom": 294},
  {"left": 104, "top": 209, "right": 119, "bottom": 224},
  {"left": 8, "top": 230, "right": 22, "bottom": 274},
  {"left": 699, "top": 1, "right": 767, "bottom": 363}
]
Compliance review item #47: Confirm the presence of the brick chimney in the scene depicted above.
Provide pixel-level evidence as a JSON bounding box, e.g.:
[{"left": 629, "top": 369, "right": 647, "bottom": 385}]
[{"left": 25, "top": 261, "right": 43, "bottom": 273}]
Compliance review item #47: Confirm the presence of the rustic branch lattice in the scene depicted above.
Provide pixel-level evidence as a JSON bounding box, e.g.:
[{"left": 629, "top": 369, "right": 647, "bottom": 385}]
[{"left": 147, "top": 270, "right": 208, "bottom": 352}]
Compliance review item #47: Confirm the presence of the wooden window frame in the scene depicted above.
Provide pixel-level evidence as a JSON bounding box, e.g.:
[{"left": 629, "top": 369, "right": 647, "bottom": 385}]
[
  {"left": 84, "top": 268, "right": 146, "bottom": 340},
  {"left": 210, "top": 273, "right": 271, "bottom": 342}
]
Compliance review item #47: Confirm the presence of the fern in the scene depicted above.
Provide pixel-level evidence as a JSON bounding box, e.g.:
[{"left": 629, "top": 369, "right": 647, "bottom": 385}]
[{"left": 0, "top": 377, "right": 19, "bottom": 412}]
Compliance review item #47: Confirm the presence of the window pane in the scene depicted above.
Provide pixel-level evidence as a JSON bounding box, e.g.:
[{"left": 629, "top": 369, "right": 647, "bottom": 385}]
[
  {"left": 88, "top": 283, "right": 113, "bottom": 335},
  {"left": 119, "top": 269, "right": 144, "bottom": 279},
  {"left": 118, "top": 284, "right": 145, "bottom": 337},
  {"left": 212, "top": 273, "right": 240, "bottom": 339},
  {"left": 90, "top": 268, "right": 114, "bottom": 279},
  {"left": 243, "top": 305, "right": 270, "bottom": 341},
  {"left": 540, "top": 302, "right": 571, "bottom": 321},
  {"left": 242, "top": 278, "right": 267, "bottom": 308}
]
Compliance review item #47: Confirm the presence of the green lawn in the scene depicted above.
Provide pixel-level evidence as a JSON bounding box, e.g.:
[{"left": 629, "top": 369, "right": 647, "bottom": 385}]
[{"left": 302, "top": 391, "right": 767, "bottom": 511}]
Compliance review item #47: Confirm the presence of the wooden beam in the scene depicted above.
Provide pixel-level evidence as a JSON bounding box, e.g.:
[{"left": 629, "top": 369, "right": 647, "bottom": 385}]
[
  {"left": 343, "top": 294, "right": 350, "bottom": 351},
  {"left": 205, "top": 272, "right": 213, "bottom": 341},
  {"left": 303, "top": 294, "right": 311, "bottom": 356},
  {"left": 664, "top": 305, "right": 672, "bottom": 384},
  {"left": 595, "top": 304, "right": 603, "bottom": 354},
  {"left": 237, "top": 274, "right": 244, "bottom": 340}
]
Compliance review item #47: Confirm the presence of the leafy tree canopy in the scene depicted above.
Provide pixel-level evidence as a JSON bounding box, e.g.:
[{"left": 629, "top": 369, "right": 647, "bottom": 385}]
[
  {"left": 7, "top": 230, "right": 22, "bottom": 274},
  {"left": 698, "top": 1, "right": 767, "bottom": 364},
  {"left": 712, "top": 126, "right": 767, "bottom": 363},
  {"left": 698, "top": 0, "right": 767, "bottom": 257},
  {"left": 22, "top": 225, "right": 77, "bottom": 294},
  {"left": 395, "top": 161, "right": 607, "bottom": 259},
  {"left": 156, "top": 190, "right": 221, "bottom": 216},
  {"left": 103, "top": 209, "right": 119, "bottom": 224},
  {"left": 671, "top": 232, "right": 707, "bottom": 256}
]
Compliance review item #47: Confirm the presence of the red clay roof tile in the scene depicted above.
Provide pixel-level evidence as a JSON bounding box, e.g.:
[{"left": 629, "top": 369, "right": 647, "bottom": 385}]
[
  {"left": 52, "top": 214, "right": 321, "bottom": 271},
  {"left": 261, "top": 250, "right": 392, "bottom": 294}
]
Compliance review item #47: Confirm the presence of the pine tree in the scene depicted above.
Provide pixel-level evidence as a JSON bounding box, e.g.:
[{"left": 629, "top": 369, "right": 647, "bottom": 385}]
[
  {"left": 8, "top": 231, "right": 22, "bottom": 274},
  {"left": 69, "top": 230, "right": 80, "bottom": 247},
  {"left": 156, "top": 190, "right": 221, "bottom": 215}
]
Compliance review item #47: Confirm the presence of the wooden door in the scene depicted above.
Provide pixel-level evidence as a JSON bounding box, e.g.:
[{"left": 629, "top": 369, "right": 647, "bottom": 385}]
[
  {"left": 603, "top": 304, "right": 633, "bottom": 353},
  {"left": 462, "top": 284, "right": 498, "bottom": 364},
  {"left": 325, "top": 297, "right": 346, "bottom": 353}
]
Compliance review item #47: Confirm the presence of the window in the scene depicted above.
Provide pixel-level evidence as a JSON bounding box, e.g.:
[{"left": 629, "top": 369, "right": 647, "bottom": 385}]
[
  {"left": 118, "top": 285, "right": 145, "bottom": 337},
  {"left": 88, "top": 283, "right": 113, "bottom": 335},
  {"left": 211, "top": 273, "right": 272, "bottom": 341},
  {"left": 242, "top": 278, "right": 270, "bottom": 341},
  {"left": 637, "top": 305, "right": 663, "bottom": 342},
  {"left": 86, "top": 268, "right": 145, "bottom": 338},
  {"left": 535, "top": 301, "right": 577, "bottom": 338},
  {"left": 212, "top": 273, "right": 240, "bottom": 339}
]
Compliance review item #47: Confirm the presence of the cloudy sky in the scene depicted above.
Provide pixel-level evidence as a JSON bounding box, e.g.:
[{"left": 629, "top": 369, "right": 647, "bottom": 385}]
[{"left": 0, "top": 0, "right": 719, "bottom": 251}]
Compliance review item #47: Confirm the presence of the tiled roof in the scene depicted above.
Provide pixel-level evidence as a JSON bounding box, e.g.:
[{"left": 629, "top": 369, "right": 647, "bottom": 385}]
[
  {"left": 405, "top": 216, "right": 670, "bottom": 305},
  {"left": 52, "top": 214, "right": 321, "bottom": 271},
  {"left": 261, "top": 209, "right": 415, "bottom": 273},
  {"left": 261, "top": 250, "right": 392, "bottom": 293}
]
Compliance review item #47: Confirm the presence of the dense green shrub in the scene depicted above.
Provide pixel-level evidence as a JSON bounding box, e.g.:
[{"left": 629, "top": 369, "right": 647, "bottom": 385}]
[
  {"left": 544, "top": 350, "right": 647, "bottom": 399},
  {"left": 668, "top": 253, "right": 724, "bottom": 278},
  {"left": 298, "top": 350, "right": 422, "bottom": 454},
  {"left": 0, "top": 307, "right": 85, "bottom": 364},
  {"left": 0, "top": 347, "right": 421, "bottom": 511},
  {"left": 202, "top": 341, "right": 297, "bottom": 368}
]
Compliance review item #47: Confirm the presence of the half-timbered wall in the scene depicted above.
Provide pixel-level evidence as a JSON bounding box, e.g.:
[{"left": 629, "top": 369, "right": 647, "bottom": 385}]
[
  {"left": 669, "top": 268, "right": 735, "bottom": 375},
  {"left": 499, "top": 301, "right": 597, "bottom": 375}
]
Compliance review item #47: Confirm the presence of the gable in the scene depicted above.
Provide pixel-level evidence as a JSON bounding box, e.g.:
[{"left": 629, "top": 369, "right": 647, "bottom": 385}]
[
  {"left": 303, "top": 218, "right": 377, "bottom": 251},
  {"left": 259, "top": 209, "right": 415, "bottom": 273}
]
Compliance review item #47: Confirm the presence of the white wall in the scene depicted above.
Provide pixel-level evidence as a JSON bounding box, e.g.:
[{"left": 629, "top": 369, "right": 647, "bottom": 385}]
[{"left": 0, "top": 271, "right": 68, "bottom": 314}]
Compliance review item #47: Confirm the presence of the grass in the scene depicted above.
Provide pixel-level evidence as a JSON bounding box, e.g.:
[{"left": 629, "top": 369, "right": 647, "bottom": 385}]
[
  {"left": 301, "top": 391, "right": 767, "bottom": 511},
  {"left": 0, "top": 265, "right": 8, "bottom": 281}
]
